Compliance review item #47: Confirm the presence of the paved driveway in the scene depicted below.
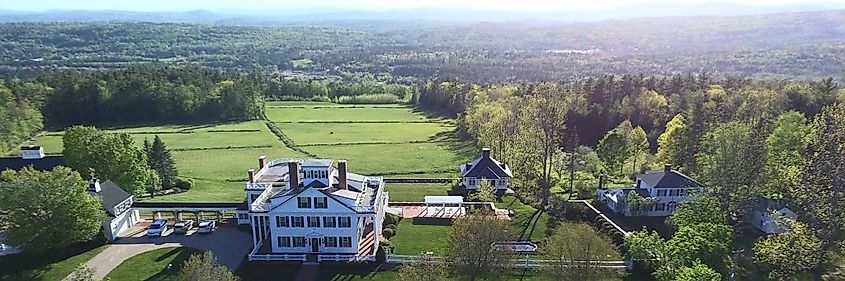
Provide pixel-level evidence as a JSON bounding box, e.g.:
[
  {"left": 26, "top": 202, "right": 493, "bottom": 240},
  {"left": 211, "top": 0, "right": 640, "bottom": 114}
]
[{"left": 66, "top": 221, "right": 252, "bottom": 281}]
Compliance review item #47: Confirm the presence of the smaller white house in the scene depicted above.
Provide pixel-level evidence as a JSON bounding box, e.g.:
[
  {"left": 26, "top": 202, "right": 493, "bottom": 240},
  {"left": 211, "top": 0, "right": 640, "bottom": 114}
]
[
  {"left": 597, "top": 164, "right": 703, "bottom": 217},
  {"left": 750, "top": 198, "right": 798, "bottom": 234},
  {"left": 460, "top": 148, "right": 512, "bottom": 191},
  {"left": 88, "top": 179, "right": 140, "bottom": 241}
]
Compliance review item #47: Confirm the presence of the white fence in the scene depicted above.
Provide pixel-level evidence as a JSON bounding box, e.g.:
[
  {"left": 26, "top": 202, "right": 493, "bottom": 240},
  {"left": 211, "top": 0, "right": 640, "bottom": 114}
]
[{"left": 386, "top": 254, "right": 627, "bottom": 269}]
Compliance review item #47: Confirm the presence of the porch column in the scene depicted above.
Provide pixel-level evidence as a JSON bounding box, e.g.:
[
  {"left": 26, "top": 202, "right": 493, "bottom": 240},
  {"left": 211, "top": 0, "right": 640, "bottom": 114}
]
[{"left": 252, "top": 216, "right": 259, "bottom": 247}]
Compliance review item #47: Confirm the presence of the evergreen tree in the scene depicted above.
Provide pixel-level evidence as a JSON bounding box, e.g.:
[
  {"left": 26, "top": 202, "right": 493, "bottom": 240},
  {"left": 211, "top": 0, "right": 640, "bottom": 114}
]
[{"left": 147, "top": 135, "right": 179, "bottom": 189}]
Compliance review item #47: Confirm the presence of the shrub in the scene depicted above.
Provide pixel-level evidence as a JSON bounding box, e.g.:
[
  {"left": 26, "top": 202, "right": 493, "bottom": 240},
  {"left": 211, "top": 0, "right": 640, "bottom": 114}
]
[
  {"left": 173, "top": 177, "right": 193, "bottom": 190},
  {"left": 382, "top": 228, "right": 396, "bottom": 239},
  {"left": 336, "top": 94, "right": 399, "bottom": 104},
  {"left": 384, "top": 213, "right": 402, "bottom": 226},
  {"left": 384, "top": 223, "right": 397, "bottom": 231}
]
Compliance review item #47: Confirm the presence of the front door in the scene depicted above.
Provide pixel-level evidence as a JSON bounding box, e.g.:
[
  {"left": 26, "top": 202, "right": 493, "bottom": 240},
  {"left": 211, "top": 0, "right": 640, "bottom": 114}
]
[{"left": 311, "top": 238, "right": 320, "bottom": 253}]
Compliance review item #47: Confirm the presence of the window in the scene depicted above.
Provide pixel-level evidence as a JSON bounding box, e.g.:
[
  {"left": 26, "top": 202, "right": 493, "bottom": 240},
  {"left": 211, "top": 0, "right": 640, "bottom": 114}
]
[
  {"left": 292, "top": 216, "right": 305, "bottom": 228},
  {"left": 657, "top": 190, "right": 666, "bottom": 196},
  {"left": 670, "top": 189, "right": 679, "bottom": 197},
  {"left": 679, "top": 189, "right": 688, "bottom": 196},
  {"left": 238, "top": 213, "right": 248, "bottom": 220},
  {"left": 340, "top": 237, "right": 352, "bottom": 247},
  {"left": 325, "top": 236, "right": 338, "bottom": 247},
  {"left": 323, "top": 217, "right": 337, "bottom": 228},
  {"left": 338, "top": 217, "right": 352, "bottom": 228},
  {"left": 277, "top": 236, "right": 291, "bottom": 248},
  {"left": 307, "top": 216, "right": 320, "bottom": 228},
  {"left": 656, "top": 203, "right": 666, "bottom": 211},
  {"left": 293, "top": 237, "right": 306, "bottom": 247},
  {"left": 468, "top": 178, "right": 476, "bottom": 186},
  {"left": 315, "top": 197, "right": 328, "bottom": 209},
  {"left": 276, "top": 216, "right": 289, "bottom": 228},
  {"left": 298, "top": 197, "right": 311, "bottom": 208}
]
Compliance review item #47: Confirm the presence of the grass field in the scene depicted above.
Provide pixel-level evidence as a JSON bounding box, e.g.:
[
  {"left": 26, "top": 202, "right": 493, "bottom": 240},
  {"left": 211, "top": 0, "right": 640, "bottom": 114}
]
[
  {"left": 104, "top": 247, "right": 201, "bottom": 281},
  {"left": 0, "top": 246, "right": 107, "bottom": 281},
  {"left": 385, "top": 184, "right": 452, "bottom": 202},
  {"left": 15, "top": 103, "right": 471, "bottom": 202},
  {"left": 279, "top": 122, "right": 453, "bottom": 145}
]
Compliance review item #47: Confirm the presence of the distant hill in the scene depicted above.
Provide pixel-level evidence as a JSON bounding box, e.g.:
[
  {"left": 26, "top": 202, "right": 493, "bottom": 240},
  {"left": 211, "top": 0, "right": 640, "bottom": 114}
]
[{"left": 0, "top": 9, "right": 844, "bottom": 82}]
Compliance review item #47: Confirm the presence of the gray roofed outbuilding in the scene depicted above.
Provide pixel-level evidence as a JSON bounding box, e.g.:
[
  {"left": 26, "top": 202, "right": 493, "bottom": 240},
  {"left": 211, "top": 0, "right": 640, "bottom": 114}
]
[{"left": 98, "top": 180, "right": 132, "bottom": 216}]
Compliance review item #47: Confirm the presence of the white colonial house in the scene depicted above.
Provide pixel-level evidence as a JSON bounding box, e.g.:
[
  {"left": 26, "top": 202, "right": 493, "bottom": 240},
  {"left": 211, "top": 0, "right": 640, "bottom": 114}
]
[
  {"left": 750, "top": 197, "right": 798, "bottom": 234},
  {"left": 460, "top": 148, "right": 512, "bottom": 191},
  {"left": 88, "top": 179, "right": 140, "bottom": 241},
  {"left": 597, "top": 164, "right": 703, "bottom": 217},
  {"left": 238, "top": 157, "right": 388, "bottom": 263}
]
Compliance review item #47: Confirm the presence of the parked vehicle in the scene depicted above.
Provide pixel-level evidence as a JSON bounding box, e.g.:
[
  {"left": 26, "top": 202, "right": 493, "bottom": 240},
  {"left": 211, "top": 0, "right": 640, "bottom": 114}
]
[
  {"left": 174, "top": 220, "right": 194, "bottom": 234},
  {"left": 196, "top": 220, "right": 217, "bottom": 234},
  {"left": 147, "top": 219, "right": 168, "bottom": 237}
]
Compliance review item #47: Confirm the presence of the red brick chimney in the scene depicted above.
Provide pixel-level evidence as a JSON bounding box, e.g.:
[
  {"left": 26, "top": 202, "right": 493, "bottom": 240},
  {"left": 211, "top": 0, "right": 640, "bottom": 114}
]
[
  {"left": 248, "top": 169, "right": 255, "bottom": 183},
  {"left": 258, "top": 155, "right": 266, "bottom": 170},
  {"left": 288, "top": 160, "right": 300, "bottom": 188},
  {"left": 337, "top": 160, "right": 348, "bottom": 190}
]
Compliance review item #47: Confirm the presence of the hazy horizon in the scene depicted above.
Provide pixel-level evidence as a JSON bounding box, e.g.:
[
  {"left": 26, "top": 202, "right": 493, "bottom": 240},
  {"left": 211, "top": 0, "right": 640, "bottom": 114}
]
[{"left": 3, "top": 0, "right": 845, "bottom": 13}]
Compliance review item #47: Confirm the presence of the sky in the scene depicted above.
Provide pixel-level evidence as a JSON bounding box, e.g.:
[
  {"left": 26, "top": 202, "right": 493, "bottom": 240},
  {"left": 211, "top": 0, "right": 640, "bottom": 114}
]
[{"left": 2, "top": 0, "right": 843, "bottom": 12}]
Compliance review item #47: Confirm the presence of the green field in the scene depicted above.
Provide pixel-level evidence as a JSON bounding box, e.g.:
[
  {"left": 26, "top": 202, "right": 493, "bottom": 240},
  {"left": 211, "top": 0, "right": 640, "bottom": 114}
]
[
  {"left": 15, "top": 103, "right": 471, "bottom": 203},
  {"left": 265, "top": 106, "right": 431, "bottom": 122},
  {"left": 385, "top": 184, "right": 452, "bottom": 202},
  {"left": 104, "top": 247, "right": 201, "bottom": 281},
  {"left": 279, "top": 122, "right": 453, "bottom": 145}
]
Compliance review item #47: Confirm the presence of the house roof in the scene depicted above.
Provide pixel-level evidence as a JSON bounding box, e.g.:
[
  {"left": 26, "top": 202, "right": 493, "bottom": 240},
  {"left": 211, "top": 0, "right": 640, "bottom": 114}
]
[
  {"left": 461, "top": 154, "right": 512, "bottom": 179},
  {"left": 638, "top": 169, "right": 702, "bottom": 189},
  {"left": 98, "top": 180, "right": 132, "bottom": 216},
  {"left": 0, "top": 155, "right": 64, "bottom": 171}
]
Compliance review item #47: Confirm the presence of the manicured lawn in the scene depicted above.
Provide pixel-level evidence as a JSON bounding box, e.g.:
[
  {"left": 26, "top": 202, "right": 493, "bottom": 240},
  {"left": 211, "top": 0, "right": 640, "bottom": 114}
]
[
  {"left": 0, "top": 245, "right": 107, "bottom": 281},
  {"left": 385, "top": 183, "right": 452, "bottom": 202},
  {"left": 145, "top": 147, "right": 307, "bottom": 202},
  {"left": 391, "top": 219, "right": 451, "bottom": 255},
  {"left": 306, "top": 142, "right": 470, "bottom": 176},
  {"left": 279, "top": 122, "right": 454, "bottom": 145},
  {"left": 265, "top": 106, "right": 431, "bottom": 122},
  {"left": 104, "top": 247, "right": 202, "bottom": 281},
  {"left": 498, "top": 196, "right": 553, "bottom": 242}
]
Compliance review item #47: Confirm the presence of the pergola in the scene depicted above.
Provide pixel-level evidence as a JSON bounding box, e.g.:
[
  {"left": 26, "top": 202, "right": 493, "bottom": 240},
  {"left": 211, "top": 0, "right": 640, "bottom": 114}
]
[{"left": 419, "top": 196, "right": 465, "bottom": 218}]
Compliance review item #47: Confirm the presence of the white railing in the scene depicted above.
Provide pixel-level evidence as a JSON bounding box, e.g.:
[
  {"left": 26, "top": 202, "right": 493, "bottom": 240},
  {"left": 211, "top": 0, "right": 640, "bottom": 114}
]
[
  {"left": 249, "top": 253, "right": 307, "bottom": 261},
  {"left": 318, "top": 255, "right": 357, "bottom": 262},
  {"left": 386, "top": 254, "right": 625, "bottom": 268}
]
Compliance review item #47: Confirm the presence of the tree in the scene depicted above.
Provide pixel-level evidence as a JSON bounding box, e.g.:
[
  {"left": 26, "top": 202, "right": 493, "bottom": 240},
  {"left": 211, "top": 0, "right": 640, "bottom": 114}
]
[
  {"left": 667, "top": 193, "right": 725, "bottom": 229},
  {"left": 764, "top": 111, "right": 810, "bottom": 198},
  {"left": 696, "top": 121, "right": 766, "bottom": 221},
  {"left": 796, "top": 103, "right": 845, "bottom": 243},
  {"left": 597, "top": 128, "right": 629, "bottom": 176},
  {"left": 628, "top": 126, "right": 650, "bottom": 172},
  {"left": 177, "top": 251, "right": 239, "bottom": 281},
  {"left": 626, "top": 191, "right": 657, "bottom": 216},
  {"left": 675, "top": 261, "right": 721, "bottom": 281},
  {"left": 543, "top": 224, "right": 613, "bottom": 280},
  {"left": 63, "top": 126, "right": 157, "bottom": 195},
  {"left": 0, "top": 167, "right": 103, "bottom": 253},
  {"left": 656, "top": 114, "right": 688, "bottom": 169},
  {"left": 146, "top": 135, "right": 179, "bottom": 188},
  {"left": 445, "top": 213, "right": 513, "bottom": 280},
  {"left": 397, "top": 252, "right": 449, "bottom": 281},
  {"left": 467, "top": 181, "right": 496, "bottom": 202},
  {"left": 665, "top": 223, "right": 733, "bottom": 277},
  {"left": 753, "top": 220, "right": 823, "bottom": 280}
]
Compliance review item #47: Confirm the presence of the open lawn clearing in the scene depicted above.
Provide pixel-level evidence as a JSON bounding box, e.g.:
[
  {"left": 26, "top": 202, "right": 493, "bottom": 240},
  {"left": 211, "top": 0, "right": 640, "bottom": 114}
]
[
  {"left": 104, "top": 247, "right": 201, "bottom": 281},
  {"left": 279, "top": 122, "right": 454, "bottom": 145},
  {"left": 265, "top": 106, "right": 432, "bottom": 122},
  {"left": 144, "top": 147, "right": 307, "bottom": 202},
  {"left": 391, "top": 219, "right": 451, "bottom": 255},
  {"left": 386, "top": 183, "right": 453, "bottom": 202},
  {"left": 306, "top": 142, "right": 471, "bottom": 176},
  {"left": 0, "top": 246, "right": 106, "bottom": 281}
]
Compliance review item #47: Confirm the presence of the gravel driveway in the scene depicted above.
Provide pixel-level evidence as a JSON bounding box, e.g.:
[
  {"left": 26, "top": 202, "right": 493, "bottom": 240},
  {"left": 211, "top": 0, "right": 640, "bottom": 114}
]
[{"left": 65, "top": 221, "right": 252, "bottom": 280}]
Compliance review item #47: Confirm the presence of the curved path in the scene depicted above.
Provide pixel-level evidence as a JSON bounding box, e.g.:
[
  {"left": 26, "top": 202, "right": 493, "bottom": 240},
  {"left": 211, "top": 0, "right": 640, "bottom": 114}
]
[{"left": 65, "top": 225, "right": 251, "bottom": 281}]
